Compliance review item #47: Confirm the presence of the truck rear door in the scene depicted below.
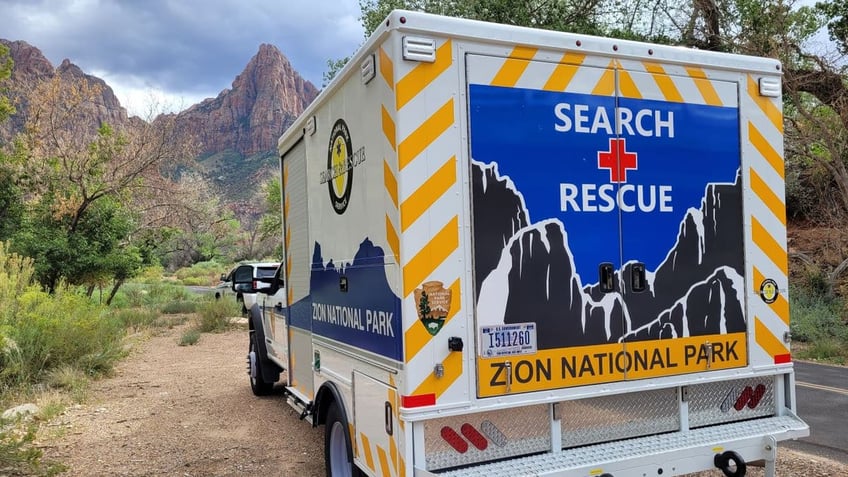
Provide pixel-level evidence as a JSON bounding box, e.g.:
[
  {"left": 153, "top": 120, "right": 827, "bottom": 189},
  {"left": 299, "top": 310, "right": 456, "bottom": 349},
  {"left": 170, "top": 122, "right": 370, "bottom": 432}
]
[{"left": 468, "top": 52, "right": 748, "bottom": 398}]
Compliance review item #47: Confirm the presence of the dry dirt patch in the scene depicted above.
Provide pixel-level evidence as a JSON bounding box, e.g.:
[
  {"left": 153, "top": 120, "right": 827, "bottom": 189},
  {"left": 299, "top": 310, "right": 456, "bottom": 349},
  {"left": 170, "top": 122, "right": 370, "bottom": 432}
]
[{"left": 35, "top": 323, "right": 846, "bottom": 476}]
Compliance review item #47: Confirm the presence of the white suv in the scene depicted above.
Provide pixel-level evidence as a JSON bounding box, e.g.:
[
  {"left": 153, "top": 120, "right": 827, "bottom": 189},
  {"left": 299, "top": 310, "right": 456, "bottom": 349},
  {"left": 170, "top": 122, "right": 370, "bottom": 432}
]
[{"left": 215, "top": 262, "right": 280, "bottom": 314}]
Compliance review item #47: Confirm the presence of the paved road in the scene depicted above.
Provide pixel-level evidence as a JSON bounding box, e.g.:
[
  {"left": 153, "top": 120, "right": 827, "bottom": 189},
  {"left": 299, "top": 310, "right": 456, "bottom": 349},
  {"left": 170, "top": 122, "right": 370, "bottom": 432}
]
[{"left": 784, "top": 361, "right": 848, "bottom": 464}]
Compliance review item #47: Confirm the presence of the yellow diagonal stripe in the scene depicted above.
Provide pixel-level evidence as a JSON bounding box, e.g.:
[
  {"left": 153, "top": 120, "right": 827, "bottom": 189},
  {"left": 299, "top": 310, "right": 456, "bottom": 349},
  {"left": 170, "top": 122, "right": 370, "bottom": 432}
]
[
  {"left": 384, "top": 160, "right": 398, "bottom": 208},
  {"left": 398, "top": 98, "right": 454, "bottom": 170},
  {"left": 749, "top": 122, "right": 784, "bottom": 179},
  {"left": 403, "top": 217, "right": 459, "bottom": 297},
  {"left": 386, "top": 215, "right": 399, "bottom": 262},
  {"left": 752, "top": 217, "right": 788, "bottom": 276},
  {"left": 377, "top": 446, "right": 390, "bottom": 477},
  {"left": 643, "top": 62, "right": 683, "bottom": 102},
  {"left": 360, "top": 432, "right": 375, "bottom": 472},
  {"left": 491, "top": 46, "right": 537, "bottom": 87},
  {"left": 542, "top": 53, "right": 586, "bottom": 91},
  {"left": 755, "top": 317, "right": 788, "bottom": 359},
  {"left": 685, "top": 67, "right": 723, "bottom": 106},
  {"left": 754, "top": 266, "right": 790, "bottom": 325},
  {"left": 396, "top": 40, "right": 452, "bottom": 110},
  {"left": 618, "top": 68, "right": 642, "bottom": 99},
  {"left": 593, "top": 60, "right": 616, "bottom": 96},
  {"left": 349, "top": 423, "right": 357, "bottom": 456},
  {"left": 401, "top": 156, "right": 456, "bottom": 232},
  {"left": 750, "top": 167, "right": 786, "bottom": 226},
  {"left": 389, "top": 433, "right": 399, "bottom": 475},
  {"left": 748, "top": 75, "right": 783, "bottom": 133},
  {"left": 379, "top": 47, "right": 394, "bottom": 91},
  {"left": 405, "top": 279, "right": 461, "bottom": 363},
  {"left": 382, "top": 105, "right": 397, "bottom": 152},
  {"left": 413, "top": 349, "right": 463, "bottom": 399}
]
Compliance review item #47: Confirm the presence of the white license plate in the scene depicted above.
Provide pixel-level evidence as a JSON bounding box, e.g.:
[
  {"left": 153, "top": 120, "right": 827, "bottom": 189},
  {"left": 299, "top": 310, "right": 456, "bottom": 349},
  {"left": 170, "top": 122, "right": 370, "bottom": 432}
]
[{"left": 479, "top": 323, "right": 537, "bottom": 357}]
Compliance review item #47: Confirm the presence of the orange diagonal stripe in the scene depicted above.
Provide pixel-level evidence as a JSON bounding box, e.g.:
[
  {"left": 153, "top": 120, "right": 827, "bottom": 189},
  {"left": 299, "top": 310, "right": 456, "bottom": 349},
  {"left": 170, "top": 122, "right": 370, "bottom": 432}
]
[
  {"left": 413, "top": 350, "right": 463, "bottom": 399},
  {"left": 401, "top": 156, "right": 456, "bottom": 232},
  {"left": 382, "top": 105, "right": 397, "bottom": 151},
  {"left": 379, "top": 47, "right": 394, "bottom": 91},
  {"left": 385, "top": 215, "right": 399, "bottom": 262},
  {"left": 749, "top": 122, "right": 784, "bottom": 179},
  {"left": 403, "top": 217, "right": 458, "bottom": 297},
  {"left": 751, "top": 217, "right": 788, "bottom": 276},
  {"left": 398, "top": 98, "right": 454, "bottom": 170},
  {"left": 748, "top": 75, "right": 783, "bottom": 133},
  {"left": 750, "top": 167, "right": 786, "bottom": 226},
  {"left": 593, "top": 60, "right": 616, "bottom": 96},
  {"left": 396, "top": 40, "right": 452, "bottom": 110},
  {"left": 491, "top": 46, "right": 537, "bottom": 87},
  {"left": 542, "top": 53, "right": 585, "bottom": 91},
  {"left": 685, "top": 67, "right": 723, "bottom": 106},
  {"left": 384, "top": 160, "right": 398, "bottom": 208},
  {"left": 643, "top": 62, "right": 683, "bottom": 102},
  {"left": 755, "top": 317, "right": 788, "bottom": 358}
]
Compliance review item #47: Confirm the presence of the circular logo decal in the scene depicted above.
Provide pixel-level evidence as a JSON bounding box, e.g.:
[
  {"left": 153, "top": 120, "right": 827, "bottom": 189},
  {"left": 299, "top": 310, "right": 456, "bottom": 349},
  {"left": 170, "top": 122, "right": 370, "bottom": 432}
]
[
  {"left": 327, "top": 119, "right": 353, "bottom": 215},
  {"left": 759, "top": 279, "right": 779, "bottom": 304}
]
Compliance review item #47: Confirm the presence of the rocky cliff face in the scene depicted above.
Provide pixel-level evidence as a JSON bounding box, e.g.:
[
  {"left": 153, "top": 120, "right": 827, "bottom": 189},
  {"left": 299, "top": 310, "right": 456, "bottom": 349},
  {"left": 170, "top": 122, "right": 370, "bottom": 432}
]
[
  {"left": 0, "top": 39, "right": 129, "bottom": 138},
  {"left": 171, "top": 43, "right": 319, "bottom": 157}
]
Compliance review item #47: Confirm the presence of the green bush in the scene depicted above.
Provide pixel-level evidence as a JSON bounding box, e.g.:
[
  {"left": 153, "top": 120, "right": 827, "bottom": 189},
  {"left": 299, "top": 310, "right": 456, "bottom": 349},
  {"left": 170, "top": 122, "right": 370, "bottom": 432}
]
[
  {"left": 2, "top": 289, "right": 126, "bottom": 386},
  {"left": 174, "top": 261, "right": 227, "bottom": 285},
  {"left": 179, "top": 329, "right": 201, "bottom": 346},
  {"left": 790, "top": 285, "right": 848, "bottom": 362},
  {"left": 161, "top": 300, "right": 198, "bottom": 314},
  {"left": 109, "top": 307, "right": 160, "bottom": 328},
  {"left": 196, "top": 296, "right": 240, "bottom": 333}
]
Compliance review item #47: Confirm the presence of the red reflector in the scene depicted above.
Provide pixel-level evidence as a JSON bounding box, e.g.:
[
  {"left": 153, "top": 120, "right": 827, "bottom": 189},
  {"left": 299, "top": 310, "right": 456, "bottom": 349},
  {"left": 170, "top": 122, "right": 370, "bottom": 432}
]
[
  {"left": 774, "top": 353, "right": 791, "bottom": 364},
  {"left": 734, "top": 386, "right": 753, "bottom": 411},
  {"left": 441, "top": 426, "right": 468, "bottom": 453},
  {"left": 749, "top": 384, "right": 766, "bottom": 409},
  {"left": 401, "top": 393, "right": 436, "bottom": 408},
  {"left": 461, "top": 423, "right": 488, "bottom": 450}
]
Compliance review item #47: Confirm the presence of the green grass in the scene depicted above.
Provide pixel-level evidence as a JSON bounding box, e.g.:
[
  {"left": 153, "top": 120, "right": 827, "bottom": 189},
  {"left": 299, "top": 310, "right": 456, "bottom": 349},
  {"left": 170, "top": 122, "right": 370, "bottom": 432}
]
[
  {"left": 161, "top": 300, "right": 198, "bottom": 314},
  {"left": 790, "top": 285, "right": 848, "bottom": 363}
]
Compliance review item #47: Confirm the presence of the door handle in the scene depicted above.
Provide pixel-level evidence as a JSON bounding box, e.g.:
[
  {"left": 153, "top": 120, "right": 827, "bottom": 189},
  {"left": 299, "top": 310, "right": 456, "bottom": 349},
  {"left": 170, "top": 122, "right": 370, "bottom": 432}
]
[
  {"left": 631, "top": 263, "right": 646, "bottom": 292},
  {"left": 599, "top": 262, "right": 615, "bottom": 293}
]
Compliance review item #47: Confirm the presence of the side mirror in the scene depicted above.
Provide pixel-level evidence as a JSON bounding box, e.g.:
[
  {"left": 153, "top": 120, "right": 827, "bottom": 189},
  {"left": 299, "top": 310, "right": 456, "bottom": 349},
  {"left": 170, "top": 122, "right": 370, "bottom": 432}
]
[
  {"left": 254, "top": 276, "right": 279, "bottom": 295},
  {"left": 220, "top": 274, "right": 227, "bottom": 281}
]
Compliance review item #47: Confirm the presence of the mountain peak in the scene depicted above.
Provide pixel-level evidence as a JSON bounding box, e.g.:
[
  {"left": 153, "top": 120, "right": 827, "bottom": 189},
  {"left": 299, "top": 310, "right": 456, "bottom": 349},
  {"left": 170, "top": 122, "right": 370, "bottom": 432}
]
[{"left": 175, "top": 42, "right": 319, "bottom": 157}]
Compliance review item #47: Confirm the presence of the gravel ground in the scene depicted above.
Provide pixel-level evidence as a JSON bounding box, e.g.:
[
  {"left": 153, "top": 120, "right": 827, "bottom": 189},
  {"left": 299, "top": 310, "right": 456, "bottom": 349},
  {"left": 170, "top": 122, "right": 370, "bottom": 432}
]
[{"left": 33, "top": 322, "right": 847, "bottom": 476}]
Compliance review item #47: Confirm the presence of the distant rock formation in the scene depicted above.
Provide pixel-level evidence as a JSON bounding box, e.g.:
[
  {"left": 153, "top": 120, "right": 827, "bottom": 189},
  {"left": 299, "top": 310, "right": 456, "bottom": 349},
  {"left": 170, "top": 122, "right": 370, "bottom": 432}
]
[
  {"left": 171, "top": 43, "right": 319, "bottom": 157},
  {"left": 0, "top": 39, "right": 130, "bottom": 138}
]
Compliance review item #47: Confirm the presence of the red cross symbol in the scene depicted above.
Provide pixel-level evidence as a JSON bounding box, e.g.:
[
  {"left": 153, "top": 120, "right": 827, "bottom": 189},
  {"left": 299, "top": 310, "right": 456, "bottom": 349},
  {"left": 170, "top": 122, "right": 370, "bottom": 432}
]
[{"left": 597, "top": 138, "right": 638, "bottom": 183}]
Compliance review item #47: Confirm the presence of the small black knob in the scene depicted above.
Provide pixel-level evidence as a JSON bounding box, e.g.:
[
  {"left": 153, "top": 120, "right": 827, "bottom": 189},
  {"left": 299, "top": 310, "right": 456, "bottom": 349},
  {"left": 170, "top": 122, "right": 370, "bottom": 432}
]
[{"left": 448, "top": 337, "right": 464, "bottom": 352}]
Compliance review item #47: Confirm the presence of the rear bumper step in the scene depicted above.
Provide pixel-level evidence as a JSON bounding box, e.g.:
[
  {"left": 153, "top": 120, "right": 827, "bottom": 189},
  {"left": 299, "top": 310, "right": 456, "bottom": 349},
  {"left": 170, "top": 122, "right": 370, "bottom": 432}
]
[{"left": 420, "top": 414, "right": 808, "bottom": 477}]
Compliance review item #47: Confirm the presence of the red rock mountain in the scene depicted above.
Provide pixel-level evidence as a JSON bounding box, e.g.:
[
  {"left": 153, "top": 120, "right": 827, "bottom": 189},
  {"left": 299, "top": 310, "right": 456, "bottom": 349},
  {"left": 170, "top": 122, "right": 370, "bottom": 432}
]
[
  {"left": 0, "top": 40, "right": 319, "bottom": 159},
  {"left": 170, "top": 43, "right": 319, "bottom": 157},
  {"left": 0, "top": 39, "right": 131, "bottom": 137}
]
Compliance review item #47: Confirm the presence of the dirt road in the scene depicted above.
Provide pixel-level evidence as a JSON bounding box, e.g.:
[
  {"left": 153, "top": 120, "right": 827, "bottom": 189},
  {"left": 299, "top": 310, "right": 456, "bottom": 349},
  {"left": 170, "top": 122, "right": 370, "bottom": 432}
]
[
  {"left": 42, "top": 323, "right": 324, "bottom": 476},
  {"left": 40, "top": 322, "right": 846, "bottom": 476}
]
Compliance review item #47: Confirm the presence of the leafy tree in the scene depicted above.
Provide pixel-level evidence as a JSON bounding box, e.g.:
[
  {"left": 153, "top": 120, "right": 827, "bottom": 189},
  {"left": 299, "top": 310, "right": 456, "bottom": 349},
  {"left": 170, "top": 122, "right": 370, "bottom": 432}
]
[{"left": 11, "top": 72, "right": 194, "bottom": 293}]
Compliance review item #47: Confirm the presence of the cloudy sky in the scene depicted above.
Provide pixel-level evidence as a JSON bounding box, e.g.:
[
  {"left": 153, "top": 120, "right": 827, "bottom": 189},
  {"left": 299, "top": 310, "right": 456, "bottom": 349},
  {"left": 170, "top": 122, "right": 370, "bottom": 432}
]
[{"left": 0, "top": 0, "right": 365, "bottom": 116}]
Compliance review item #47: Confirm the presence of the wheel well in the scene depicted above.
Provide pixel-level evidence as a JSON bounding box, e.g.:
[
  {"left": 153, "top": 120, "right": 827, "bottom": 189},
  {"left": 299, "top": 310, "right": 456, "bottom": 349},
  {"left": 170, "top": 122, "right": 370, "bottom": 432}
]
[{"left": 314, "top": 382, "right": 346, "bottom": 427}]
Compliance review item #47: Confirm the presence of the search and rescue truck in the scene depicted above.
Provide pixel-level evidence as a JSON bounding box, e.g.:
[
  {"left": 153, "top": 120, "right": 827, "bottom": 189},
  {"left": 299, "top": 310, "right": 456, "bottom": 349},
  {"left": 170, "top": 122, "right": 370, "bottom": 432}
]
[{"left": 246, "top": 9, "right": 809, "bottom": 477}]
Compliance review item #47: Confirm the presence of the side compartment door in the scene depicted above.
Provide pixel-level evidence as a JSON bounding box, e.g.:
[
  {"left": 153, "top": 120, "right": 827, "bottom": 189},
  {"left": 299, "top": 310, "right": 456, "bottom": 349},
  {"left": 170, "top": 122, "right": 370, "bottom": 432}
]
[
  {"left": 263, "top": 265, "right": 289, "bottom": 363},
  {"left": 282, "top": 138, "right": 315, "bottom": 399},
  {"left": 467, "top": 53, "right": 629, "bottom": 397},
  {"left": 615, "top": 66, "right": 748, "bottom": 378}
]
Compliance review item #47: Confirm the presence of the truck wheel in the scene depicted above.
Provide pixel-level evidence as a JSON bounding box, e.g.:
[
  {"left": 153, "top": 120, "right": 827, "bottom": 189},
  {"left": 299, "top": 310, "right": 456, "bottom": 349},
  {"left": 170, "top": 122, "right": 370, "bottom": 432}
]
[
  {"left": 248, "top": 331, "right": 274, "bottom": 395},
  {"left": 324, "top": 402, "right": 362, "bottom": 477}
]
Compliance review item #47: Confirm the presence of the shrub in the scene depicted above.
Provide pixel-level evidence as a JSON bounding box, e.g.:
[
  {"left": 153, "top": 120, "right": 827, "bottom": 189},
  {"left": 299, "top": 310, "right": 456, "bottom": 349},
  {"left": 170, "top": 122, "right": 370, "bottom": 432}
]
[
  {"left": 110, "top": 308, "right": 160, "bottom": 329},
  {"left": 2, "top": 289, "right": 126, "bottom": 386},
  {"left": 161, "top": 300, "right": 198, "bottom": 314},
  {"left": 174, "top": 261, "right": 227, "bottom": 286},
  {"left": 195, "top": 296, "right": 240, "bottom": 333},
  {"left": 179, "top": 329, "right": 201, "bottom": 346}
]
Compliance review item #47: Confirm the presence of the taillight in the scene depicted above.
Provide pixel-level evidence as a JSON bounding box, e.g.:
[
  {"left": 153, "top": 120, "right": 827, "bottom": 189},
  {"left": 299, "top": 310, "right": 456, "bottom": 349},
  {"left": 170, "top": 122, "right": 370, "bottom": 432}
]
[{"left": 441, "top": 426, "right": 468, "bottom": 453}]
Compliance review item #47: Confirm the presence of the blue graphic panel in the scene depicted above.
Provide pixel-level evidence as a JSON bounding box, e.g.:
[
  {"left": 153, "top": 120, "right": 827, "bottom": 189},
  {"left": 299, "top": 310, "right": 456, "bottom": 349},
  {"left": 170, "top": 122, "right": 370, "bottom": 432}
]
[
  {"left": 468, "top": 84, "right": 740, "bottom": 279},
  {"left": 308, "top": 239, "right": 402, "bottom": 361}
]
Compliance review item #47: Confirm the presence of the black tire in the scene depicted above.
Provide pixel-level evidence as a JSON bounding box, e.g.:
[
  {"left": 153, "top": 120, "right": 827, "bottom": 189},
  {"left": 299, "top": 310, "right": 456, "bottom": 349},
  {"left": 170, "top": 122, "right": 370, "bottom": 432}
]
[
  {"left": 248, "top": 331, "right": 274, "bottom": 396},
  {"left": 324, "top": 402, "right": 363, "bottom": 477}
]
